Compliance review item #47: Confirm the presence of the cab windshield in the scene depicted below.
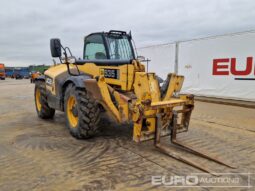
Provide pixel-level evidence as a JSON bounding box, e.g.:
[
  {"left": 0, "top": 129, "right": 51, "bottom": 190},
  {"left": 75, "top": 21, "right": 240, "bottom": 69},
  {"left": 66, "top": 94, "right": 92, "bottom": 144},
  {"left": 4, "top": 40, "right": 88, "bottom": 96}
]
[
  {"left": 84, "top": 33, "right": 135, "bottom": 60},
  {"left": 105, "top": 35, "right": 134, "bottom": 60}
]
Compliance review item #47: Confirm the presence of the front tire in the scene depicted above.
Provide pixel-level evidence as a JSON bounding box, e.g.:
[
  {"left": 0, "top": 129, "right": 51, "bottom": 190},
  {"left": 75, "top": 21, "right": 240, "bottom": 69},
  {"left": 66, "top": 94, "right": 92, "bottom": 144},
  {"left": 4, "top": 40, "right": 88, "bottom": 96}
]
[
  {"left": 64, "top": 84, "right": 100, "bottom": 139},
  {"left": 34, "top": 81, "right": 55, "bottom": 119}
]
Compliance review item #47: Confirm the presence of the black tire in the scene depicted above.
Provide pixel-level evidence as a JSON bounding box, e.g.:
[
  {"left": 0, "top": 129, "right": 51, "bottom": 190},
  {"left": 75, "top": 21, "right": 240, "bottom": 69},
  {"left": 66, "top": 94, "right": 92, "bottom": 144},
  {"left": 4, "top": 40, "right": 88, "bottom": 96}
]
[
  {"left": 34, "top": 81, "right": 55, "bottom": 119},
  {"left": 64, "top": 84, "right": 100, "bottom": 139}
]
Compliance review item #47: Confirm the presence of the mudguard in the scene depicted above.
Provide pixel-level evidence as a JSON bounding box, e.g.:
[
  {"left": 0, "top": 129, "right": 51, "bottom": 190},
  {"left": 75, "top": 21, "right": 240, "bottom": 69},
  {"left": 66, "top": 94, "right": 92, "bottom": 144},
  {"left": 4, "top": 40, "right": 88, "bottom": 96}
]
[
  {"left": 63, "top": 75, "right": 92, "bottom": 89},
  {"left": 47, "top": 74, "right": 92, "bottom": 111}
]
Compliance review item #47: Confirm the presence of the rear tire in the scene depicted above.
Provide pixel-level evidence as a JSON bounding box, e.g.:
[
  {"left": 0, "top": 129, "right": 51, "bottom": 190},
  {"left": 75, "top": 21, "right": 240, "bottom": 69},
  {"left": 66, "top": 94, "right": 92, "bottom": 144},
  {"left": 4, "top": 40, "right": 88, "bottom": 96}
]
[
  {"left": 64, "top": 84, "right": 100, "bottom": 139},
  {"left": 34, "top": 81, "right": 55, "bottom": 119}
]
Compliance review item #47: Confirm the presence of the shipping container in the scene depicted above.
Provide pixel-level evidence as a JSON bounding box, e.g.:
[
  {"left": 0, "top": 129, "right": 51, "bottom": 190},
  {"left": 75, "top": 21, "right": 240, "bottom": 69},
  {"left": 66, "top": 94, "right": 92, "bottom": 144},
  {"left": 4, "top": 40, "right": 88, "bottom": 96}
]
[{"left": 137, "top": 30, "right": 255, "bottom": 101}]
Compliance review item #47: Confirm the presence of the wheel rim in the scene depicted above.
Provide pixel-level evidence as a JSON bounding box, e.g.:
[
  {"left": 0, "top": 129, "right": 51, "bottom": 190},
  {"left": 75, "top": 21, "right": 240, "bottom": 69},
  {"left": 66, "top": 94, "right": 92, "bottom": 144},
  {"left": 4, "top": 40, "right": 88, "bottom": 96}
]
[
  {"left": 67, "top": 96, "right": 78, "bottom": 128},
  {"left": 35, "top": 88, "right": 42, "bottom": 111}
]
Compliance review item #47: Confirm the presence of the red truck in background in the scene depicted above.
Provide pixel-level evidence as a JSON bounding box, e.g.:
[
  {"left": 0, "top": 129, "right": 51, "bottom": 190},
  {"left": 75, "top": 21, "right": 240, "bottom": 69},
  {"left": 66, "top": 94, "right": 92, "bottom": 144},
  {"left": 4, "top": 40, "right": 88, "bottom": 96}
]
[{"left": 0, "top": 63, "right": 5, "bottom": 80}]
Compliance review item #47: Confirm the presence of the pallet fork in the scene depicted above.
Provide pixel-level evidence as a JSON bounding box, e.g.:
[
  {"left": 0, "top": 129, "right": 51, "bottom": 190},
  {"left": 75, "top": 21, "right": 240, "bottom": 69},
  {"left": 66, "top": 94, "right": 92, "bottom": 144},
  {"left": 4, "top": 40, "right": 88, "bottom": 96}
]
[{"left": 154, "top": 111, "right": 235, "bottom": 176}]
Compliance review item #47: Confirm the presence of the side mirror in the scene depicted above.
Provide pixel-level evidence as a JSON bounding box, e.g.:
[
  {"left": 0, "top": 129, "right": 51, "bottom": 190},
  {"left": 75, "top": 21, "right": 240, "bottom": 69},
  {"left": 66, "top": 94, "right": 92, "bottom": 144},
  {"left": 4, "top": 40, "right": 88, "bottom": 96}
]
[{"left": 50, "top": 38, "right": 62, "bottom": 57}]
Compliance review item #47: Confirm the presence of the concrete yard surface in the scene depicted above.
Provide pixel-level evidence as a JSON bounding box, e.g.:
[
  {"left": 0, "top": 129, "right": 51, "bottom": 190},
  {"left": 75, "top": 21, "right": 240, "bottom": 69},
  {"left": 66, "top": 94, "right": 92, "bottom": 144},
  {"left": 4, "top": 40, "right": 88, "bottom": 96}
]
[{"left": 0, "top": 79, "right": 255, "bottom": 191}]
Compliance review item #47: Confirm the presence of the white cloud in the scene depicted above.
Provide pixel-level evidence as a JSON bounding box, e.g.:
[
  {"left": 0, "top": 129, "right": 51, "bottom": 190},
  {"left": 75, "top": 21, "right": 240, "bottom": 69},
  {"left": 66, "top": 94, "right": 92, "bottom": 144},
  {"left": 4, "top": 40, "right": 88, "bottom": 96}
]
[{"left": 0, "top": 0, "right": 255, "bottom": 66}]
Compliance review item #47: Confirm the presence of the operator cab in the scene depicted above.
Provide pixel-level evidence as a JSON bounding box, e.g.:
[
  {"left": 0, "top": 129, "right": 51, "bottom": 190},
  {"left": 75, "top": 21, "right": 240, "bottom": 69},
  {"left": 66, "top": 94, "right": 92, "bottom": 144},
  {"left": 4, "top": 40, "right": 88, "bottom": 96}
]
[{"left": 83, "top": 30, "right": 135, "bottom": 61}]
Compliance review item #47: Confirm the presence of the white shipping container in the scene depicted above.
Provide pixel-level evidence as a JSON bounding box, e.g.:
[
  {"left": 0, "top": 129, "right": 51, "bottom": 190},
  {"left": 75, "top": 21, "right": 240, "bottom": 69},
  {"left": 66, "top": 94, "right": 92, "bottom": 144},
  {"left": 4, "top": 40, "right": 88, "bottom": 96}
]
[
  {"left": 179, "top": 31, "right": 255, "bottom": 101},
  {"left": 138, "top": 43, "right": 176, "bottom": 80},
  {"left": 137, "top": 31, "right": 255, "bottom": 101}
]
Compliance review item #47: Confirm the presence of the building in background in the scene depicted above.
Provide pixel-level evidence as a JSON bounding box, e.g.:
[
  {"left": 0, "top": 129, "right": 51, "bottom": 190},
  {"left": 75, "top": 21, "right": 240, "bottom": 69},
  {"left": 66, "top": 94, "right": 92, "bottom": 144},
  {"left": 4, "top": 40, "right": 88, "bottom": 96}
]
[
  {"left": 4, "top": 65, "right": 50, "bottom": 78},
  {"left": 28, "top": 65, "right": 50, "bottom": 74}
]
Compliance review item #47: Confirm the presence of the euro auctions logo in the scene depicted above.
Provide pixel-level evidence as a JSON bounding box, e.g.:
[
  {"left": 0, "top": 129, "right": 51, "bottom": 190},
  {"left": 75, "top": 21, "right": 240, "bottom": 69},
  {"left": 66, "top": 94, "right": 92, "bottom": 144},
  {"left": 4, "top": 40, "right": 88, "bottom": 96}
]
[
  {"left": 152, "top": 175, "right": 198, "bottom": 187},
  {"left": 212, "top": 57, "right": 255, "bottom": 80},
  {"left": 151, "top": 173, "right": 252, "bottom": 188}
]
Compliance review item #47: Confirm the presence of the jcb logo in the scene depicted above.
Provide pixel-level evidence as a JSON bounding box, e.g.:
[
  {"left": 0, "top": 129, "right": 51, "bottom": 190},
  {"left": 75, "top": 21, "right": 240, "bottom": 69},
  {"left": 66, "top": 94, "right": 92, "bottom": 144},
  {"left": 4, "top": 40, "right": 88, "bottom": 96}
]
[{"left": 212, "top": 57, "right": 254, "bottom": 76}]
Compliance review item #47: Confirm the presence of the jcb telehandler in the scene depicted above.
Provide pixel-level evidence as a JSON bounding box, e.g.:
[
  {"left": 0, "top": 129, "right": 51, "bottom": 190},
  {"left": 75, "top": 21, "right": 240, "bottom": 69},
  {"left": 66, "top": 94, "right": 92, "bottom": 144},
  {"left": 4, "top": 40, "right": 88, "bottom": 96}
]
[{"left": 34, "top": 30, "right": 234, "bottom": 175}]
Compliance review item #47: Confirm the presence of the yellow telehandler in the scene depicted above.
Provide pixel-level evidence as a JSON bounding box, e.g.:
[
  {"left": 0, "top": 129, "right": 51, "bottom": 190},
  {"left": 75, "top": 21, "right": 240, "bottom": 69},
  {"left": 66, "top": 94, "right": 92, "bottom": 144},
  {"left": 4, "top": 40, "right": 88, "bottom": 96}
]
[{"left": 34, "top": 30, "right": 234, "bottom": 175}]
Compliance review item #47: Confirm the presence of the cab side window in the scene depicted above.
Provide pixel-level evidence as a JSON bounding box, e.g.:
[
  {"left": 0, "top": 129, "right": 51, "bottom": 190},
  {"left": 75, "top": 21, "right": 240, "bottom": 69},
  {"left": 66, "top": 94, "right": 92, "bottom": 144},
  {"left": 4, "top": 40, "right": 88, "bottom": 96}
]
[{"left": 84, "top": 35, "right": 107, "bottom": 60}]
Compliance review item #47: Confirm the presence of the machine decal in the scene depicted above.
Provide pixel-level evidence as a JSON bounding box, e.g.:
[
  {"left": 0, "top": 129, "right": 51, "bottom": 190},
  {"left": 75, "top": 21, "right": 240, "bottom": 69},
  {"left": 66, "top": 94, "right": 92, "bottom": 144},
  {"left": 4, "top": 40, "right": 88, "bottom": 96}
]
[
  {"left": 101, "top": 69, "right": 119, "bottom": 79},
  {"left": 46, "top": 76, "right": 53, "bottom": 86}
]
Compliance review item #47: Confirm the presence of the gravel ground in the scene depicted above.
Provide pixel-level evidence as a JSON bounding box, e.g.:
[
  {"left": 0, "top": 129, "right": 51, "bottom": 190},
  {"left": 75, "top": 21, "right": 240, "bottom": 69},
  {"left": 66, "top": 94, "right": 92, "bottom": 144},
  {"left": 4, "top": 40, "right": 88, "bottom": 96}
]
[{"left": 0, "top": 78, "right": 254, "bottom": 191}]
